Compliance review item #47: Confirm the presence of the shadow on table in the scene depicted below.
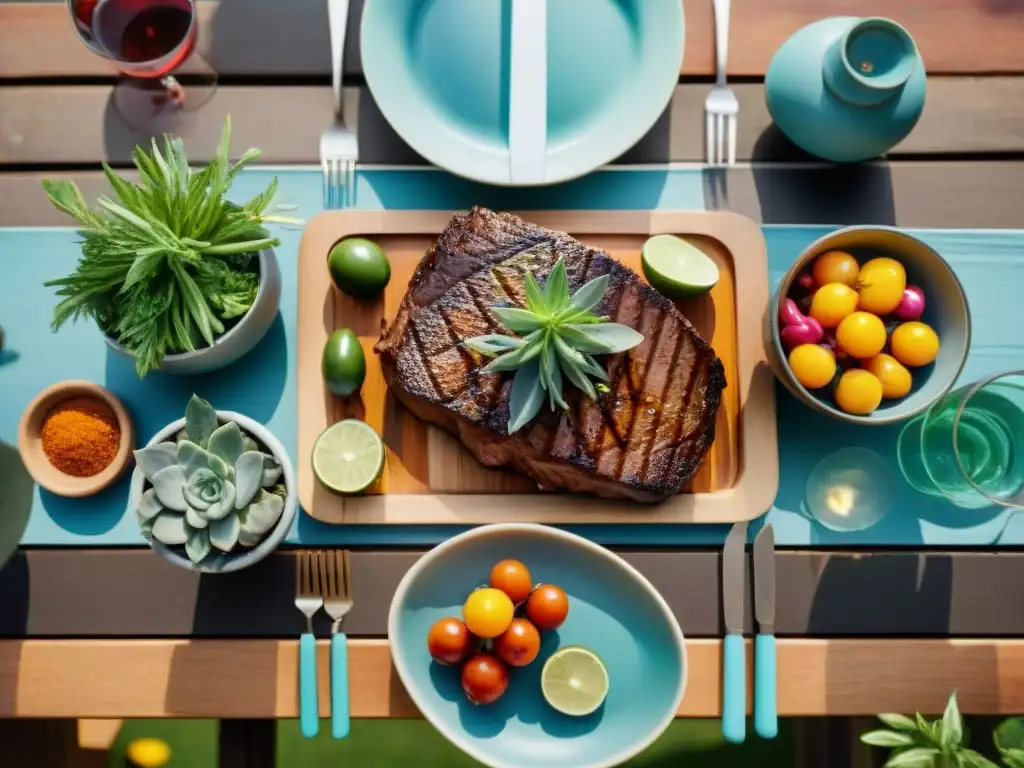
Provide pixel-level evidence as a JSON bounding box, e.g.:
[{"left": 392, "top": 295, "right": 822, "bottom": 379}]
[{"left": 39, "top": 481, "right": 128, "bottom": 536}]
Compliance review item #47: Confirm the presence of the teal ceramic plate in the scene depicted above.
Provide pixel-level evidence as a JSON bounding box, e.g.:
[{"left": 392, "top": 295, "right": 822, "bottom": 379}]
[
  {"left": 388, "top": 524, "right": 686, "bottom": 768},
  {"left": 361, "top": 0, "right": 685, "bottom": 186}
]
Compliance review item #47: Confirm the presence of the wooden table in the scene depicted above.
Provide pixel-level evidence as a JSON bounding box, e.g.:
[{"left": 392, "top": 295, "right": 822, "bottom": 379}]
[{"left": 3, "top": 0, "right": 1024, "bottom": 764}]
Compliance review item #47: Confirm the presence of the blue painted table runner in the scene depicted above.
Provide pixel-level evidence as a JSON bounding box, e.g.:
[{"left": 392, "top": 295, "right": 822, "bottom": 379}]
[{"left": 2, "top": 168, "right": 1022, "bottom": 547}]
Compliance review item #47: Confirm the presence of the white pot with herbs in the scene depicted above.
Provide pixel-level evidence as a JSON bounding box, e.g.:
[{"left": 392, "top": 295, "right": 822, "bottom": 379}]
[
  {"left": 130, "top": 395, "right": 296, "bottom": 573},
  {"left": 41, "top": 116, "right": 299, "bottom": 378}
]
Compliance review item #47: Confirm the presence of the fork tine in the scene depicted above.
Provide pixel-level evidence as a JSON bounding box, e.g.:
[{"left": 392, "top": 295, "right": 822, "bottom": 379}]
[
  {"left": 716, "top": 114, "right": 725, "bottom": 165},
  {"left": 705, "top": 112, "right": 714, "bottom": 165},
  {"left": 325, "top": 551, "right": 337, "bottom": 598},
  {"left": 347, "top": 162, "right": 357, "bottom": 209},
  {"left": 342, "top": 550, "right": 352, "bottom": 599},
  {"left": 311, "top": 551, "right": 322, "bottom": 595},
  {"left": 296, "top": 550, "right": 303, "bottom": 592},
  {"left": 727, "top": 115, "right": 737, "bottom": 166},
  {"left": 320, "top": 160, "right": 329, "bottom": 208}
]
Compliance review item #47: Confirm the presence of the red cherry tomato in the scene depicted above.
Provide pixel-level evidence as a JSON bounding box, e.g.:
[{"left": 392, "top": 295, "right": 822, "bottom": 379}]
[
  {"left": 494, "top": 618, "right": 541, "bottom": 667},
  {"left": 427, "top": 617, "right": 474, "bottom": 666},
  {"left": 489, "top": 559, "right": 533, "bottom": 603},
  {"left": 526, "top": 584, "right": 569, "bottom": 630},
  {"left": 461, "top": 653, "right": 509, "bottom": 705}
]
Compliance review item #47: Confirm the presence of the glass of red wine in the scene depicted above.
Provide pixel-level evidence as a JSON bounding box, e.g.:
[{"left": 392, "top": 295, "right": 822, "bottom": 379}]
[{"left": 66, "top": 0, "right": 217, "bottom": 132}]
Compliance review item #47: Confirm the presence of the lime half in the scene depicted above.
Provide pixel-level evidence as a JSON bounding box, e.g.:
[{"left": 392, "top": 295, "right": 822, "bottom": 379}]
[
  {"left": 641, "top": 234, "right": 720, "bottom": 299},
  {"left": 541, "top": 645, "right": 609, "bottom": 717},
  {"left": 312, "top": 419, "right": 386, "bottom": 494}
]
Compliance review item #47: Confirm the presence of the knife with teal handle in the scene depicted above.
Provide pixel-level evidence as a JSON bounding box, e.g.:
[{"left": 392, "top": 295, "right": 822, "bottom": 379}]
[
  {"left": 331, "top": 632, "right": 350, "bottom": 738},
  {"left": 299, "top": 633, "right": 319, "bottom": 738},
  {"left": 721, "top": 522, "right": 747, "bottom": 744},
  {"left": 753, "top": 524, "right": 778, "bottom": 740}
]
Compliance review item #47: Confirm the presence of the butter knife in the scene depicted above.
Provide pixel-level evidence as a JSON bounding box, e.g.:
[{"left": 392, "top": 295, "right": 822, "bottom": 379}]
[
  {"left": 753, "top": 524, "right": 778, "bottom": 739},
  {"left": 722, "top": 521, "right": 747, "bottom": 744}
]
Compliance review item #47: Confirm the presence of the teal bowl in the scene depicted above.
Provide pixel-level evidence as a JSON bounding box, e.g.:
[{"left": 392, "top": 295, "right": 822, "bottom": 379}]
[
  {"left": 765, "top": 226, "right": 971, "bottom": 425},
  {"left": 388, "top": 524, "right": 686, "bottom": 768}
]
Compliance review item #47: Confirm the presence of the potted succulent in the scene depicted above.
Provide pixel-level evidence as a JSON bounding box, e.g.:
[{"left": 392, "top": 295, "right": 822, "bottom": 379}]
[
  {"left": 40, "top": 116, "right": 300, "bottom": 378},
  {"left": 130, "top": 395, "right": 296, "bottom": 573}
]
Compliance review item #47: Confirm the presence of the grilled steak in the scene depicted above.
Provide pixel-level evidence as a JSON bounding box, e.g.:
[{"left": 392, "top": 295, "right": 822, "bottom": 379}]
[{"left": 375, "top": 207, "right": 726, "bottom": 503}]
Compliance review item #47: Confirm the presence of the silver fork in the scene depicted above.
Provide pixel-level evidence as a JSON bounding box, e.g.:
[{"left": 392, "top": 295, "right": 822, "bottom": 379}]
[
  {"left": 295, "top": 550, "right": 324, "bottom": 739},
  {"left": 322, "top": 550, "right": 354, "bottom": 739},
  {"left": 705, "top": 0, "right": 739, "bottom": 166},
  {"left": 320, "top": 0, "right": 359, "bottom": 208}
]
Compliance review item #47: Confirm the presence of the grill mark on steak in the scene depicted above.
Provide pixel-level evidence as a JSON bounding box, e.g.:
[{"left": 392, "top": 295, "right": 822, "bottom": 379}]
[{"left": 375, "top": 207, "right": 726, "bottom": 503}]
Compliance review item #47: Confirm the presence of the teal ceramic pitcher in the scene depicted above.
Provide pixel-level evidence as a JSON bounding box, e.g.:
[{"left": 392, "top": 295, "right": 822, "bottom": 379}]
[{"left": 765, "top": 17, "right": 926, "bottom": 163}]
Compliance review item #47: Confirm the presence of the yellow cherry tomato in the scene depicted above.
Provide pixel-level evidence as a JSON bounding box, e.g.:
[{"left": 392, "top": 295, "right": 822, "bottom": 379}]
[
  {"left": 126, "top": 738, "right": 172, "bottom": 768},
  {"left": 812, "top": 250, "right": 860, "bottom": 287},
  {"left": 836, "top": 311, "right": 887, "bottom": 359},
  {"left": 863, "top": 353, "right": 913, "bottom": 399},
  {"left": 463, "top": 587, "right": 515, "bottom": 639},
  {"left": 788, "top": 344, "right": 837, "bottom": 390},
  {"left": 834, "top": 369, "right": 884, "bottom": 415},
  {"left": 890, "top": 321, "right": 940, "bottom": 367},
  {"left": 809, "top": 283, "right": 859, "bottom": 328},
  {"left": 857, "top": 257, "right": 907, "bottom": 315}
]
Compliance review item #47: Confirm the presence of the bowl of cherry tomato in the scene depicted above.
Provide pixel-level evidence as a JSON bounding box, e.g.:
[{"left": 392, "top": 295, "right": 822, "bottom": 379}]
[
  {"left": 388, "top": 523, "right": 686, "bottom": 768},
  {"left": 766, "top": 226, "right": 971, "bottom": 424}
]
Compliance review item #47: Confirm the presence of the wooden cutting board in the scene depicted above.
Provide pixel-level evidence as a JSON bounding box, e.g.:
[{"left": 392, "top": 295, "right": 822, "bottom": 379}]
[{"left": 296, "top": 210, "right": 777, "bottom": 524}]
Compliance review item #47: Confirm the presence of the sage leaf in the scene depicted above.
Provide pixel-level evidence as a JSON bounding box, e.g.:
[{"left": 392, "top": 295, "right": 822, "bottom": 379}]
[
  {"left": 543, "top": 258, "right": 569, "bottom": 313},
  {"left": 568, "top": 274, "right": 610, "bottom": 313},
  {"left": 860, "top": 731, "right": 916, "bottom": 748},
  {"left": 878, "top": 714, "right": 920, "bottom": 732},
  {"left": 491, "top": 306, "right": 546, "bottom": 334},
  {"left": 463, "top": 334, "right": 524, "bottom": 358},
  {"left": 507, "top": 359, "right": 545, "bottom": 434},
  {"left": 561, "top": 322, "right": 645, "bottom": 354},
  {"left": 134, "top": 442, "right": 177, "bottom": 483},
  {"left": 941, "top": 692, "right": 963, "bottom": 749},
  {"left": 883, "top": 748, "right": 941, "bottom": 768}
]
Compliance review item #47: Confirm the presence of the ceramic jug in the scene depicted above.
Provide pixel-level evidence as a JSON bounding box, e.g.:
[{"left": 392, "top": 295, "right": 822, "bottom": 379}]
[{"left": 765, "top": 17, "right": 926, "bottom": 163}]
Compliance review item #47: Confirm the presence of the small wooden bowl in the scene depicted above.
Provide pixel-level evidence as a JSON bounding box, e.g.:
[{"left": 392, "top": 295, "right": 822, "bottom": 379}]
[{"left": 17, "top": 380, "right": 135, "bottom": 497}]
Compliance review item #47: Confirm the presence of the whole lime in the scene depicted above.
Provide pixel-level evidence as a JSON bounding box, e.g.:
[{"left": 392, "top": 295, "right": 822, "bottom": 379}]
[
  {"left": 328, "top": 238, "right": 391, "bottom": 298},
  {"left": 322, "top": 328, "right": 366, "bottom": 397}
]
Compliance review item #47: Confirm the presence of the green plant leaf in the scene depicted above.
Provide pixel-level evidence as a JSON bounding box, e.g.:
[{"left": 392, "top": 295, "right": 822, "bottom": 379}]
[
  {"left": 507, "top": 360, "right": 544, "bottom": 434},
  {"left": 491, "top": 306, "right": 546, "bottom": 334},
  {"left": 883, "top": 747, "right": 941, "bottom": 767},
  {"left": 544, "top": 257, "right": 569, "bottom": 313},
  {"left": 916, "top": 714, "right": 937, "bottom": 745},
  {"left": 861, "top": 731, "right": 917, "bottom": 748},
  {"left": 185, "top": 395, "right": 219, "bottom": 449},
  {"left": 941, "top": 691, "right": 964, "bottom": 750},
  {"left": 878, "top": 714, "right": 921, "bottom": 732},
  {"left": 560, "top": 322, "right": 645, "bottom": 354},
  {"left": 569, "top": 273, "right": 610, "bottom": 313},
  {"left": 540, "top": 340, "right": 567, "bottom": 410},
  {"left": 1000, "top": 748, "right": 1024, "bottom": 768},
  {"left": 996, "top": 718, "right": 1024, "bottom": 753},
  {"left": 463, "top": 335, "right": 525, "bottom": 358},
  {"left": 960, "top": 749, "right": 1000, "bottom": 768},
  {"left": 480, "top": 332, "right": 545, "bottom": 373},
  {"left": 523, "top": 270, "right": 548, "bottom": 317}
]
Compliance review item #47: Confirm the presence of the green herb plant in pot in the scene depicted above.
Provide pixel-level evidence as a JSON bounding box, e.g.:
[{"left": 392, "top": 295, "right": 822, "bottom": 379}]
[
  {"left": 130, "top": 395, "right": 297, "bottom": 573},
  {"left": 41, "top": 115, "right": 300, "bottom": 377}
]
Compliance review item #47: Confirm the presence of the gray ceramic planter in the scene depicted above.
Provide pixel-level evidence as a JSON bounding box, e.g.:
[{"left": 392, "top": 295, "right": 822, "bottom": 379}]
[
  {"left": 129, "top": 411, "right": 297, "bottom": 574},
  {"left": 106, "top": 248, "right": 281, "bottom": 375}
]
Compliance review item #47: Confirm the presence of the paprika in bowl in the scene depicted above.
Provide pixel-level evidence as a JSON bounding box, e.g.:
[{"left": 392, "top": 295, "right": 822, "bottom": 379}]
[{"left": 18, "top": 380, "right": 135, "bottom": 497}]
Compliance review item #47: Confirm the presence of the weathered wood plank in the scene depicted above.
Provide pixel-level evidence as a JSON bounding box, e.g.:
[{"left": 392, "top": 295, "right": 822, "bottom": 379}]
[
  {"left": 2, "top": 638, "right": 1023, "bottom": 718},
  {"left": 3, "top": 80, "right": 1023, "bottom": 168},
  {"left": 2, "top": 0, "right": 1022, "bottom": 78},
  {"left": 3, "top": 550, "right": 1024, "bottom": 638},
  {"left": 3, "top": 161, "right": 1024, "bottom": 229}
]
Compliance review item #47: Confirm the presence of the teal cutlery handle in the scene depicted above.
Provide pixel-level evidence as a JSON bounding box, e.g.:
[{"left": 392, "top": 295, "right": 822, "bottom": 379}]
[
  {"left": 331, "top": 633, "right": 350, "bottom": 739},
  {"left": 754, "top": 633, "right": 778, "bottom": 739},
  {"left": 299, "top": 633, "right": 319, "bottom": 738},
  {"left": 722, "top": 632, "right": 746, "bottom": 744}
]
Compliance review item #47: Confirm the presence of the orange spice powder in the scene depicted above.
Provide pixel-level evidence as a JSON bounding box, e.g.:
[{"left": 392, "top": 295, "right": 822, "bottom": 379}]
[{"left": 40, "top": 397, "right": 121, "bottom": 477}]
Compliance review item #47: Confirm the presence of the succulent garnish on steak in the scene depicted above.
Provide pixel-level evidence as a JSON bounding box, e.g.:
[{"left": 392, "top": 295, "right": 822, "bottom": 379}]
[{"left": 374, "top": 207, "right": 726, "bottom": 503}]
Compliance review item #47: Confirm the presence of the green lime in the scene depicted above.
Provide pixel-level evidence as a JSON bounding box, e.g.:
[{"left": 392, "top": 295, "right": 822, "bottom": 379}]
[
  {"left": 322, "top": 328, "right": 366, "bottom": 397},
  {"left": 312, "top": 419, "right": 386, "bottom": 495},
  {"left": 641, "top": 234, "right": 720, "bottom": 299},
  {"left": 540, "top": 645, "right": 609, "bottom": 717},
  {"left": 328, "top": 237, "right": 391, "bottom": 298}
]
